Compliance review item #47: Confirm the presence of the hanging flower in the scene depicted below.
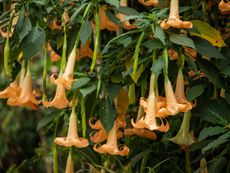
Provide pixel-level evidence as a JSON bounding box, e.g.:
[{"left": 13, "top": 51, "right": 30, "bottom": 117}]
[
  {"left": 132, "top": 74, "right": 170, "bottom": 132},
  {"left": 185, "top": 47, "right": 197, "bottom": 59},
  {"left": 47, "top": 42, "right": 61, "bottom": 62},
  {"left": 116, "top": 0, "right": 137, "bottom": 30},
  {"left": 93, "top": 122, "right": 129, "bottom": 156},
  {"left": 0, "top": 80, "right": 20, "bottom": 100},
  {"left": 54, "top": 107, "right": 89, "bottom": 147},
  {"left": 160, "top": 0, "right": 193, "bottom": 29},
  {"left": 65, "top": 152, "right": 74, "bottom": 173},
  {"left": 92, "top": 7, "right": 119, "bottom": 31},
  {"left": 168, "top": 48, "right": 179, "bottom": 60},
  {"left": 50, "top": 45, "right": 77, "bottom": 90},
  {"left": 138, "top": 0, "right": 158, "bottom": 6},
  {"left": 75, "top": 41, "right": 93, "bottom": 61},
  {"left": 219, "top": 0, "right": 230, "bottom": 13},
  {"left": 175, "top": 69, "right": 193, "bottom": 112},
  {"left": 169, "top": 111, "right": 196, "bottom": 151},
  {"left": 48, "top": 10, "right": 70, "bottom": 30},
  {"left": 124, "top": 128, "right": 157, "bottom": 140}
]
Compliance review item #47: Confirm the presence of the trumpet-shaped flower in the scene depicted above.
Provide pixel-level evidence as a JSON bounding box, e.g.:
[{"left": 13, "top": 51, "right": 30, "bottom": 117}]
[
  {"left": 116, "top": 0, "right": 137, "bottom": 30},
  {"left": 43, "top": 80, "right": 69, "bottom": 109},
  {"left": 0, "top": 80, "right": 20, "bottom": 99},
  {"left": 219, "top": 0, "right": 230, "bottom": 13},
  {"left": 65, "top": 152, "right": 74, "bottom": 173},
  {"left": 160, "top": 0, "right": 193, "bottom": 29},
  {"left": 175, "top": 69, "right": 193, "bottom": 112},
  {"left": 132, "top": 74, "right": 170, "bottom": 132},
  {"left": 75, "top": 42, "right": 93, "bottom": 61},
  {"left": 138, "top": 0, "right": 158, "bottom": 6},
  {"left": 50, "top": 46, "right": 77, "bottom": 90},
  {"left": 93, "top": 122, "right": 129, "bottom": 156},
  {"left": 169, "top": 111, "right": 196, "bottom": 150},
  {"left": 54, "top": 108, "right": 89, "bottom": 147},
  {"left": 124, "top": 128, "right": 157, "bottom": 140},
  {"left": 92, "top": 7, "right": 119, "bottom": 31},
  {"left": 48, "top": 10, "right": 70, "bottom": 30},
  {"left": 47, "top": 42, "right": 61, "bottom": 62}
]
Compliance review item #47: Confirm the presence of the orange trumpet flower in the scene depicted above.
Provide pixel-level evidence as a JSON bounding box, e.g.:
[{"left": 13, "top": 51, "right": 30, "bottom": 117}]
[
  {"left": 65, "top": 152, "right": 74, "bottom": 173},
  {"left": 138, "top": 0, "right": 158, "bottom": 6},
  {"left": 132, "top": 74, "right": 170, "bottom": 132},
  {"left": 124, "top": 128, "right": 157, "bottom": 140},
  {"left": 219, "top": 0, "right": 230, "bottom": 13},
  {"left": 116, "top": 0, "right": 137, "bottom": 30},
  {"left": 92, "top": 7, "right": 119, "bottom": 31},
  {"left": 75, "top": 42, "right": 93, "bottom": 61},
  {"left": 47, "top": 42, "right": 61, "bottom": 62},
  {"left": 0, "top": 80, "right": 20, "bottom": 100},
  {"left": 50, "top": 46, "right": 77, "bottom": 90},
  {"left": 48, "top": 10, "right": 70, "bottom": 30},
  {"left": 160, "top": 0, "right": 193, "bottom": 29},
  {"left": 13, "top": 67, "right": 40, "bottom": 110},
  {"left": 175, "top": 69, "right": 193, "bottom": 112},
  {"left": 54, "top": 107, "right": 89, "bottom": 147},
  {"left": 169, "top": 111, "right": 196, "bottom": 150},
  {"left": 93, "top": 122, "right": 129, "bottom": 156}
]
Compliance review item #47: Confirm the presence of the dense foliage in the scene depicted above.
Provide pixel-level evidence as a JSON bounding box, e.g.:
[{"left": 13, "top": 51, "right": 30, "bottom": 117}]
[{"left": 0, "top": 0, "right": 230, "bottom": 173}]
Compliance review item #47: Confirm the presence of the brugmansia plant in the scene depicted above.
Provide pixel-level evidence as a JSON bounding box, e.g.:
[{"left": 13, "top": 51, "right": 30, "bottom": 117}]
[{"left": 0, "top": 0, "right": 229, "bottom": 173}]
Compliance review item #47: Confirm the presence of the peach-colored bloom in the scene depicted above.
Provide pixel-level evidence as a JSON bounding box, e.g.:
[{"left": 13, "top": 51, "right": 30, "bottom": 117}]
[
  {"left": 42, "top": 80, "right": 69, "bottom": 109},
  {"left": 48, "top": 10, "right": 70, "bottom": 30},
  {"left": 132, "top": 74, "right": 170, "bottom": 132},
  {"left": 185, "top": 47, "right": 197, "bottom": 59},
  {"left": 160, "top": 0, "right": 193, "bottom": 29},
  {"left": 169, "top": 111, "right": 196, "bottom": 150},
  {"left": 0, "top": 80, "right": 20, "bottom": 99},
  {"left": 219, "top": 0, "right": 230, "bottom": 13},
  {"left": 65, "top": 152, "right": 74, "bottom": 173},
  {"left": 138, "top": 0, "right": 158, "bottom": 6},
  {"left": 54, "top": 108, "right": 89, "bottom": 147},
  {"left": 116, "top": 0, "right": 137, "bottom": 30},
  {"left": 47, "top": 42, "right": 61, "bottom": 62},
  {"left": 175, "top": 69, "right": 193, "bottom": 112},
  {"left": 124, "top": 128, "right": 157, "bottom": 140},
  {"left": 168, "top": 48, "right": 179, "bottom": 60},
  {"left": 93, "top": 122, "right": 129, "bottom": 156},
  {"left": 50, "top": 46, "right": 77, "bottom": 90},
  {"left": 92, "top": 7, "right": 119, "bottom": 31},
  {"left": 75, "top": 42, "right": 93, "bottom": 61}
]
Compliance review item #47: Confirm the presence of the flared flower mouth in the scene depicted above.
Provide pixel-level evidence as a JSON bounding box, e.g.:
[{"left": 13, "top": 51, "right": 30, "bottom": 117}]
[
  {"left": 75, "top": 41, "right": 93, "bottom": 61},
  {"left": 0, "top": 80, "right": 20, "bottom": 99},
  {"left": 124, "top": 128, "right": 157, "bottom": 140},
  {"left": 160, "top": 0, "right": 193, "bottom": 29},
  {"left": 219, "top": 0, "right": 230, "bottom": 12},
  {"left": 54, "top": 107, "right": 89, "bottom": 148},
  {"left": 43, "top": 80, "right": 69, "bottom": 109},
  {"left": 138, "top": 0, "right": 158, "bottom": 6},
  {"left": 91, "top": 7, "right": 119, "bottom": 31},
  {"left": 93, "top": 123, "right": 129, "bottom": 156}
]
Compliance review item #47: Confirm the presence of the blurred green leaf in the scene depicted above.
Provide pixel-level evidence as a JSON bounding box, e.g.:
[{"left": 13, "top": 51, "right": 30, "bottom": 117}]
[
  {"left": 154, "top": 25, "right": 166, "bottom": 45},
  {"left": 151, "top": 57, "right": 164, "bottom": 76},
  {"left": 170, "top": 34, "right": 195, "bottom": 49},
  {"left": 71, "top": 77, "right": 91, "bottom": 90},
  {"left": 187, "top": 84, "right": 205, "bottom": 101},
  {"left": 79, "top": 83, "right": 96, "bottom": 97},
  {"left": 198, "top": 126, "right": 226, "bottom": 141},
  {"left": 80, "top": 20, "right": 92, "bottom": 46},
  {"left": 105, "top": 0, "right": 119, "bottom": 8}
]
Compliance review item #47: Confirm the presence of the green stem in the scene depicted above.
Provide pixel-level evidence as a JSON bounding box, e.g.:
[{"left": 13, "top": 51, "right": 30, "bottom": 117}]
[
  {"left": 201, "top": 0, "right": 208, "bottom": 22},
  {"left": 163, "top": 47, "right": 169, "bottom": 80},
  {"left": 140, "top": 153, "right": 149, "bottom": 173},
  {"left": 42, "top": 44, "right": 48, "bottom": 100},
  {"left": 185, "top": 149, "right": 191, "bottom": 173},
  {"left": 60, "top": 24, "right": 67, "bottom": 73},
  {"left": 81, "top": 96, "right": 86, "bottom": 138},
  {"left": 4, "top": 33, "right": 11, "bottom": 78},
  {"left": 53, "top": 118, "right": 60, "bottom": 173}
]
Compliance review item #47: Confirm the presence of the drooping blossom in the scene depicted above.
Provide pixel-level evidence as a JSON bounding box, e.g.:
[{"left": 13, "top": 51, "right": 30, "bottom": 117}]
[
  {"left": 54, "top": 106, "right": 89, "bottom": 147},
  {"left": 219, "top": 0, "right": 230, "bottom": 13},
  {"left": 47, "top": 42, "right": 61, "bottom": 62},
  {"left": 160, "top": 0, "right": 193, "bottom": 29},
  {"left": 48, "top": 10, "right": 70, "bottom": 30},
  {"left": 124, "top": 128, "right": 157, "bottom": 140},
  {"left": 0, "top": 80, "right": 20, "bottom": 100},
  {"left": 93, "top": 122, "right": 129, "bottom": 156},
  {"left": 138, "top": 0, "right": 158, "bottom": 6},
  {"left": 75, "top": 41, "right": 93, "bottom": 61}
]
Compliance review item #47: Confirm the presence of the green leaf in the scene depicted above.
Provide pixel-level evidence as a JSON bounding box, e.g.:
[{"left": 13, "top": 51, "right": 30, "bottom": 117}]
[
  {"left": 37, "top": 111, "right": 61, "bottom": 131},
  {"left": 190, "top": 20, "right": 225, "bottom": 47},
  {"left": 118, "top": 37, "right": 132, "bottom": 48},
  {"left": 71, "top": 77, "right": 90, "bottom": 90},
  {"left": 208, "top": 157, "right": 228, "bottom": 173},
  {"left": 198, "top": 126, "right": 226, "bottom": 141},
  {"left": 151, "top": 56, "right": 165, "bottom": 76},
  {"left": 18, "top": 17, "right": 32, "bottom": 41},
  {"left": 154, "top": 25, "right": 166, "bottom": 45},
  {"left": 70, "top": 3, "right": 87, "bottom": 23},
  {"left": 192, "top": 99, "right": 229, "bottom": 126},
  {"left": 80, "top": 19, "right": 92, "bottom": 46},
  {"left": 196, "top": 58, "right": 223, "bottom": 88},
  {"left": 79, "top": 83, "right": 96, "bottom": 97},
  {"left": 192, "top": 37, "right": 225, "bottom": 59},
  {"left": 99, "top": 97, "right": 116, "bottom": 132},
  {"left": 108, "top": 84, "right": 122, "bottom": 103},
  {"left": 113, "top": 6, "right": 139, "bottom": 15},
  {"left": 170, "top": 34, "right": 195, "bottom": 49},
  {"left": 202, "top": 131, "right": 230, "bottom": 152},
  {"left": 143, "top": 39, "right": 164, "bottom": 51},
  {"left": 21, "top": 26, "right": 46, "bottom": 60},
  {"left": 105, "top": 0, "right": 119, "bottom": 8},
  {"left": 187, "top": 84, "right": 205, "bottom": 101}
]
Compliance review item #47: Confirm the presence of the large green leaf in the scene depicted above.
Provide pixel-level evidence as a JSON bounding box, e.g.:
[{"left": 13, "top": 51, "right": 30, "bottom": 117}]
[
  {"left": 79, "top": 83, "right": 96, "bottom": 97},
  {"left": 196, "top": 58, "right": 223, "bottom": 88},
  {"left": 202, "top": 131, "right": 230, "bottom": 152},
  {"left": 105, "top": 0, "right": 119, "bottom": 8},
  {"left": 80, "top": 19, "right": 92, "bottom": 46},
  {"left": 192, "top": 37, "right": 225, "bottom": 59},
  {"left": 187, "top": 84, "right": 205, "bottom": 101},
  {"left": 170, "top": 34, "right": 195, "bottom": 49},
  {"left": 71, "top": 77, "right": 91, "bottom": 90},
  {"left": 198, "top": 126, "right": 227, "bottom": 141},
  {"left": 151, "top": 56, "right": 164, "bottom": 76},
  {"left": 113, "top": 6, "right": 139, "bottom": 15},
  {"left": 21, "top": 26, "right": 45, "bottom": 60},
  {"left": 154, "top": 25, "right": 166, "bottom": 45}
]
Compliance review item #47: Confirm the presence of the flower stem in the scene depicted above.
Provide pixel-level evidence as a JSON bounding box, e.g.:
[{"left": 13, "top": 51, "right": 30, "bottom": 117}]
[
  {"left": 81, "top": 96, "right": 86, "bottom": 137},
  {"left": 42, "top": 44, "right": 48, "bottom": 100},
  {"left": 53, "top": 118, "right": 60, "bottom": 173},
  {"left": 185, "top": 148, "right": 192, "bottom": 173}
]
